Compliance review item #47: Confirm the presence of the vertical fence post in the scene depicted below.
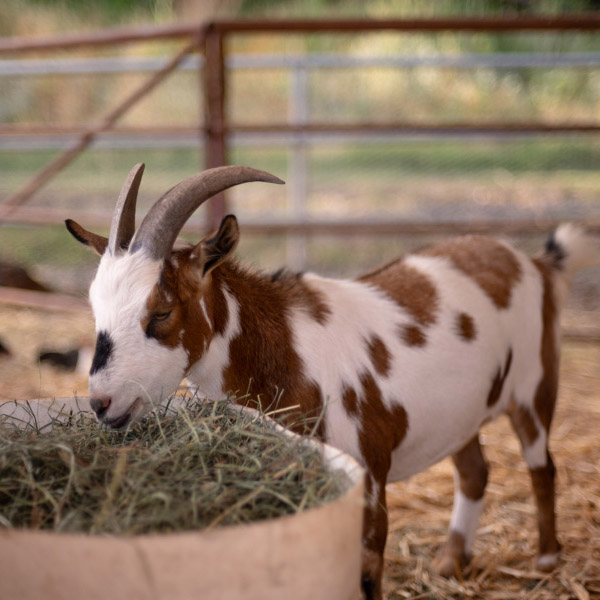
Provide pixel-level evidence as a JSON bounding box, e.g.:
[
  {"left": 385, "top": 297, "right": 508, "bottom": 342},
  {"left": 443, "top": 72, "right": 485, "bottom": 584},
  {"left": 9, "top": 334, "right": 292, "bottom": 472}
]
[
  {"left": 203, "top": 24, "right": 227, "bottom": 232},
  {"left": 287, "top": 60, "right": 309, "bottom": 270}
]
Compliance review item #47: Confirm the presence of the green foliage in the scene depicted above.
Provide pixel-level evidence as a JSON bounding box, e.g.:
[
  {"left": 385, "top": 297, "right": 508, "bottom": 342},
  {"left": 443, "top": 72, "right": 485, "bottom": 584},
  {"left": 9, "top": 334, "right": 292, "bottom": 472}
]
[{"left": 25, "top": 0, "right": 161, "bottom": 21}]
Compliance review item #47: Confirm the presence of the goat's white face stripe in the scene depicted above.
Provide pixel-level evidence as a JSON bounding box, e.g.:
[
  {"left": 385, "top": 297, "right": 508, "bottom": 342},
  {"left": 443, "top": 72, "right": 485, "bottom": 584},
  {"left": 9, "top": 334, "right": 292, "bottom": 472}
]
[{"left": 88, "top": 251, "right": 187, "bottom": 420}]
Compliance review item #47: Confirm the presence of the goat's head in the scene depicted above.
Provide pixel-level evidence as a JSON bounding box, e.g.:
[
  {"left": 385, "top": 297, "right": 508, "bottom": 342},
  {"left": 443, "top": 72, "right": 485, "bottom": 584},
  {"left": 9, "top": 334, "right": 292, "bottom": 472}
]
[{"left": 67, "top": 164, "right": 283, "bottom": 428}]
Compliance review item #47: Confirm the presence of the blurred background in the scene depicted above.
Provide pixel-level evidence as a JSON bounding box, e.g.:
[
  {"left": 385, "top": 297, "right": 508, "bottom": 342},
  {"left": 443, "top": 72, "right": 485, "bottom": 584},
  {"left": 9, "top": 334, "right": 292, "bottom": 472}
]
[
  {"left": 1, "top": 0, "right": 600, "bottom": 400},
  {"left": 2, "top": 4, "right": 600, "bottom": 598}
]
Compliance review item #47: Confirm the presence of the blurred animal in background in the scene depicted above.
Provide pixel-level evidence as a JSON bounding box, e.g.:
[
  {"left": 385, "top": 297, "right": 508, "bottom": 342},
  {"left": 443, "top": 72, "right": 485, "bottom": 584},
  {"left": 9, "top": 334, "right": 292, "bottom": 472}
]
[
  {"left": 0, "top": 338, "right": 11, "bottom": 359},
  {"left": 0, "top": 261, "right": 51, "bottom": 363},
  {"left": 38, "top": 344, "right": 93, "bottom": 374},
  {"left": 0, "top": 261, "right": 51, "bottom": 292}
]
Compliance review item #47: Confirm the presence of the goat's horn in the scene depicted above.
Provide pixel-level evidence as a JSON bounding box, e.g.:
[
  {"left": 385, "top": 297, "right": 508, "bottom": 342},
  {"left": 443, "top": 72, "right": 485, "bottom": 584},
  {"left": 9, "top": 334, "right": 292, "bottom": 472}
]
[
  {"left": 129, "top": 166, "right": 284, "bottom": 259},
  {"left": 108, "top": 163, "right": 145, "bottom": 255}
]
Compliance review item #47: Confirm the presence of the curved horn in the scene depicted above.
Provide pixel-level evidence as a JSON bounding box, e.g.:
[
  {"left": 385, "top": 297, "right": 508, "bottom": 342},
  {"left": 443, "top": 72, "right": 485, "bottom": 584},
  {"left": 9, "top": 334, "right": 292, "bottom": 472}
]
[
  {"left": 129, "top": 166, "right": 284, "bottom": 259},
  {"left": 107, "top": 163, "right": 145, "bottom": 255}
]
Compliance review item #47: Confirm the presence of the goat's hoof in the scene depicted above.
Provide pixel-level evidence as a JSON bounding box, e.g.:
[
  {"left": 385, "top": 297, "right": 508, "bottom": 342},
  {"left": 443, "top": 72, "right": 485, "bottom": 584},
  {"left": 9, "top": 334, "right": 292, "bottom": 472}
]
[
  {"left": 432, "top": 548, "right": 470, "bottom": 578},
  {"left": 535, "top": 552, "right": 560, "bottom": 572}
]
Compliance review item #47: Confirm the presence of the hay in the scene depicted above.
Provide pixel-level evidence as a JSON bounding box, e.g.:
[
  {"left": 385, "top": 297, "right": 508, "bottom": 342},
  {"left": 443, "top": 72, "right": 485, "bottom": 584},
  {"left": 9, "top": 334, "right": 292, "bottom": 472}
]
[{"left": 0, "top": 395, "right": 348, "bottom": 535}]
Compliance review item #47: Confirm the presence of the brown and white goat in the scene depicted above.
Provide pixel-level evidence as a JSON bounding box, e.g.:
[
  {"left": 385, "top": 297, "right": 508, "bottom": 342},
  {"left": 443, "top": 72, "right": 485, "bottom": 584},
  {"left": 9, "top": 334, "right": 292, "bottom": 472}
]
[{"left": 67, "top": 164, "right": 599, "bottom": 600}]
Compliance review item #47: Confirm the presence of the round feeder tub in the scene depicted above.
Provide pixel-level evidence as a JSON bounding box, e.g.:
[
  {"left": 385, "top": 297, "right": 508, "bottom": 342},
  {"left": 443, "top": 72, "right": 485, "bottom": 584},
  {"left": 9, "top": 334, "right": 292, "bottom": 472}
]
[{"left": 0, "top": 397, "right": 365, "bottom": 600}]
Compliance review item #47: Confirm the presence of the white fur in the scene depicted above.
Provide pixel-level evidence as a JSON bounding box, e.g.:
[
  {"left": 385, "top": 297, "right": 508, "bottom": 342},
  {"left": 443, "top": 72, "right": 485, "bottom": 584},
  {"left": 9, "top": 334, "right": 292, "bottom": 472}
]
[
  {"left": 554, "top": 223, "right": 600, "bottom": 274},
  {"left": 290, "top": 246, "right": 546, "bottom": 484},
  {"left": 89, "top": 251, "right": 188, "bottom": 420},
  {"left": 449, "top": 489, "right": 484, "bottom": 555}
]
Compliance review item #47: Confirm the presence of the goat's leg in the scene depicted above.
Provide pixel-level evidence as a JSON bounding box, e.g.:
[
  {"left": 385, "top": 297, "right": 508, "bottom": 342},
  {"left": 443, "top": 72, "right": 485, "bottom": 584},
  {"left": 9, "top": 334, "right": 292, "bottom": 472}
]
[
  {"left": 432, "top": 435, "right": 488, "bottom": 577},
  {"left": 360, "top": 473, "right": 388, "bottom": 600},
  {"left": 508, "top": 405, "right": 561, "bottom": 571}
]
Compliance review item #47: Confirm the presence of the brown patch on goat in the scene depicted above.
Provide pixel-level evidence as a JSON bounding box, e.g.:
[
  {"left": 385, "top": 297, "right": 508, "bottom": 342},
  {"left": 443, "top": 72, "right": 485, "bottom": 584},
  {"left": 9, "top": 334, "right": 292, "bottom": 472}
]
[
  {"left": 367, "top": 335, "right": 392, "bottom": 376},
  {"left": 149, "top": 251, "right": 222, "bottom": 370},
  {"left": 271, "top": 270, "right": 331, "bottom": 325},
  {"left": 532, "top": 259, "right": 559, "bottom": 432},
  {"left": 352, "top": 372, "right": 409, "bottom": 599},
  {"left": 509, "top": 403, "right": 540, "bottom": 447},
  {"left": 452, "top": 435, "right": 488, "bottom": 501},
  {"left": 360, "top": 261, "right": 438, "bottom": 327},
  {"left": 530, "top": 453, "right": 561, "bottom": 561},
  {"left": 422, "top": 236, "right": 522, "bottom": 309},
  {"left": 456, "top": 312, "right": 477, "bottom": 341},
  {"left": 358, "top": 373, "right": 409, "bottom": 462},
  {"left": 209, "top": 272, "right": 230, "bottom": 337},
  {"left": 399, "top": 324, "right": 427, "bottom": 347},
  {"left": 486, "top": 348, "right": 513, "bottom": 407},
  {"left": 214, "top": 261, "right": 326, "bottom": 437},
  {"left": 342, "top": 385, "right": 360, "bottom": 418}
]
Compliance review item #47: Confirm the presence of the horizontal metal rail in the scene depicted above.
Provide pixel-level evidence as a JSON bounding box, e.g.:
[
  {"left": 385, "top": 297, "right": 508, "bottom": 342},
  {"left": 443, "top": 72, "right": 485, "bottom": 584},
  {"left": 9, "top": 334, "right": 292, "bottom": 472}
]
[
  {"left": 4, "top": 205, "right": 600, "bottom": 236},
  {"left": 2, "top": 125, "right": 598, "bottom": 151},
  {"left": 2, "top": 15, "right": 600, "bottom": 56},
  {"left": 4, "top": 51, "right": 600, "bottom": 76}
]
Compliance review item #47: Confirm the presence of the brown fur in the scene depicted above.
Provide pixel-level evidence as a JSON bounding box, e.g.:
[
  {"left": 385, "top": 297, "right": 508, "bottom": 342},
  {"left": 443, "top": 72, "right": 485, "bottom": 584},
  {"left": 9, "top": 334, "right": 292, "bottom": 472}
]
[
  {"left": 456, "top": 312, "right": 477, "bottom": 341},
  {"left": 355, "top": 371, "right": 409, "bottom": 600},
  {"left": 281, "top": 272, "right": 332, "bottom": 325},
  {"left": 508, "top": 403, "right": 540, "bottom": 446},
  {"left": 399, "top": 324, "right": 427, "bottom": 347},
  {"left": 453, "top": 435, "right": 489, "bottom": 501},
  {"left": 144, "top": 254, "right": 213, "bottom": 370},
  {"left": 342, "top": 385, "right": 359, "bottom": 418},
  {"left": 421, "top": 236, "right": 522, "bottom": 309},
  {"left": 213, "top": 262, "right": 326, "bottom": 436},
  {"left": 530, "top": 454, "right": 561, "bottom": 561},
  {"left": 367, "top": 335, "right": 392, "bottom": 376},
  {"left": 361, "top": 260, "right": 439, "bottom": 327},
  {"left": 532, "top": 259, "right": 559, "bottom": 432},
  {"left": 486, "top": 348, "right": 513, "bottom": 407}
]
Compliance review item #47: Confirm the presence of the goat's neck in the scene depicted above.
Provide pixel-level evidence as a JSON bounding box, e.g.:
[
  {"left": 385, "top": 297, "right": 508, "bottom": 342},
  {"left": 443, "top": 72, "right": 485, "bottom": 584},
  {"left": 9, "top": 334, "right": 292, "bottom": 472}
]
[{"left": 205, "top": 260, "right": 325, "bottom": 432}]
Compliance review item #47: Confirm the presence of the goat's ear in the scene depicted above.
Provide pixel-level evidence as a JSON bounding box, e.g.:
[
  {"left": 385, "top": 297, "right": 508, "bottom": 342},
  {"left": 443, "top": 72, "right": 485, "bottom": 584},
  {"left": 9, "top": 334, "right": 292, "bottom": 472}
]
[
  {"left": 192, "top": 215, "right": 240, "bottom": 277},
  {"left": 65, "top": 219, "right": 108, "bottom": 256}
]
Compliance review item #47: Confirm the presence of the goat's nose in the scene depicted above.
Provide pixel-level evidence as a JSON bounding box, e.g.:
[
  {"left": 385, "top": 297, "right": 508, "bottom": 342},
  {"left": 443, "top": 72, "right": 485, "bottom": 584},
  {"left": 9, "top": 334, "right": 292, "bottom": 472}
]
[{"left": 89, "top": 396, "right": 111, "bottom": 418}]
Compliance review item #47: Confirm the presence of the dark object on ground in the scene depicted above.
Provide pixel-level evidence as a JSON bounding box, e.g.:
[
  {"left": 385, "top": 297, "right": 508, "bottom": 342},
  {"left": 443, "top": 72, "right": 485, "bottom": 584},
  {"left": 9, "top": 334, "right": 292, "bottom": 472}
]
[
  {"left": 0, "top": 338, "right": 10, "bottom": 358},
  {"left": 0, "top": 262, "right": 51, "bottom": 292},
  {"left": 38, "top": 348, "right": 79, "bottom": 370}
]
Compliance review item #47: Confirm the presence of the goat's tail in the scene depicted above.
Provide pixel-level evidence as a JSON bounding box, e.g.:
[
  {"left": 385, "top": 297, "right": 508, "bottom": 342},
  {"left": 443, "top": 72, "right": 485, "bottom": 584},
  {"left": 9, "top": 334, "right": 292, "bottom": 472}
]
[{"left": 543, "top": 223, "right": 600, "bottom": 278}]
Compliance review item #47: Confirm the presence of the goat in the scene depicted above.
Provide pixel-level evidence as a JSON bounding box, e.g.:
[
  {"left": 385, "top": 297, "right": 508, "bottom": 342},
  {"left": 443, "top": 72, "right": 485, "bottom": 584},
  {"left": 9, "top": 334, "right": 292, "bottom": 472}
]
[{"left": 67, "top": 163, "right": 600, "bottom": 600}]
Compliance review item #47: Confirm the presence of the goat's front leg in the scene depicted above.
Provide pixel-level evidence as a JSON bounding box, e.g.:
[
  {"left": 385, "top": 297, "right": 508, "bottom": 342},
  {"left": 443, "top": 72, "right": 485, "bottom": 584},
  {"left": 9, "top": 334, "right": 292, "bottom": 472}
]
[
  {"left": 361, "top": 473, "right": 388, "bottom": 600},
  {"left": 433, "top": 435, "right": 488, "bottom": 577}
]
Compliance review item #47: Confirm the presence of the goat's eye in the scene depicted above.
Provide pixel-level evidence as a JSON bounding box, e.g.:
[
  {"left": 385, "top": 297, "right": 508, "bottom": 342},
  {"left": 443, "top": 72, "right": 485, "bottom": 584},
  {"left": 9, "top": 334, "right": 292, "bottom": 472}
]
[{"left": 152, "top": 311, "right": 171, "bottom": 322}]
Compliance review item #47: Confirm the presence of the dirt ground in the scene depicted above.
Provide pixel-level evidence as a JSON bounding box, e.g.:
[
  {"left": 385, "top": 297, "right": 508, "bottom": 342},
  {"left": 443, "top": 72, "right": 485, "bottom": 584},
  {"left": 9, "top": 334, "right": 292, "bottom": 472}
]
[{"left": 0, "top": 304, "right": 599, "bottom": 599}]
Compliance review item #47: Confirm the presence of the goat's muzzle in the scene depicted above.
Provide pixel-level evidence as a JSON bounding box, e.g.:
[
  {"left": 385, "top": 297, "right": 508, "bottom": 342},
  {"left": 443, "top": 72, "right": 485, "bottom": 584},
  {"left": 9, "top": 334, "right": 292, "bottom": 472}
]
[{"left": 90, "top": 396, "right": 111, "bottom": 419}]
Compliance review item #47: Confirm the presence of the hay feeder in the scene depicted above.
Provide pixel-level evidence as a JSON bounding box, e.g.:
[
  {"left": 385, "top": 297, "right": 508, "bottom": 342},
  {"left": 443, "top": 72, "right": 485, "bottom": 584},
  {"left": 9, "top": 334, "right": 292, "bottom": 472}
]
[{"left": 0, "top": 397, "right": 364, "bottom": 600}]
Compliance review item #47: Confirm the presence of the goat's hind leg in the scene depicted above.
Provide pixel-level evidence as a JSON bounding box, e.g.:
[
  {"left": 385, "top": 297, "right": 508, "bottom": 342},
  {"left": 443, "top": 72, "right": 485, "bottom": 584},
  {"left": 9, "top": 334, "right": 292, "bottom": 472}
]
[
  {"left": 508, "top": 403, "right": 561, "bottom": 571},
  {"left": 433, "top": 435, "right": 488, "bottom": 577}
]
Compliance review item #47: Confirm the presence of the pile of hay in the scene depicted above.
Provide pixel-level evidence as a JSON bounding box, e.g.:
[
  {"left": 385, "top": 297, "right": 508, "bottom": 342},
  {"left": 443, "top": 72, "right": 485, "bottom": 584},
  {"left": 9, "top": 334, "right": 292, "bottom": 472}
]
[{"left": 0, "top": 397, "right": 347, "bottom": 535}]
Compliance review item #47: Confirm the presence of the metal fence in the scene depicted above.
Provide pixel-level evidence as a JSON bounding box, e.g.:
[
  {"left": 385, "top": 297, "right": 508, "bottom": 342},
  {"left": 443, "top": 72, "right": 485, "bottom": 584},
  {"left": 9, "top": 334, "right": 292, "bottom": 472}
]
[
  {"left": 2, "top": 15, "right": 600, "bottom": 234},
  {"left": 1, "top": 16, "right": 600, "bottom": 336}
]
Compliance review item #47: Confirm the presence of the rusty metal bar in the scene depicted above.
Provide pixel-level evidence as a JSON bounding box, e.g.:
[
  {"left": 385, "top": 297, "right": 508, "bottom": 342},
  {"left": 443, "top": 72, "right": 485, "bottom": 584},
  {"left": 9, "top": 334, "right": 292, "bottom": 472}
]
[
  {"left": 0, "top": 39, "right": 201, "bottom": 222},
  {"left": 0, "top": 23, "right": 201, "bottom": 54},
  {"left": 203, "top": 24, "right": 227, "bottom": 231},
  {"left": 0, "top": 286, "right": 89, "bottom": 313},
  {"left": 2, "top": 121, "right": 600, "bottom": 137},
  {"left": 2, "top": 15, "right": 600, "bottom": 57},
  {"left": 4, "top": 205, "right": 600, "bottom": 237},
  {"left": 210, "top": 15, "right": 600, "bottom": 33}
]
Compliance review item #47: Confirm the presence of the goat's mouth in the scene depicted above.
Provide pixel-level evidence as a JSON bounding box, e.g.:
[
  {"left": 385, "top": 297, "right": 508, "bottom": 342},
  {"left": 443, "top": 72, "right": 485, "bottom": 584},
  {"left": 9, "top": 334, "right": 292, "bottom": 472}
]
[{"left": 104, "top": 397, "right": 142, "bottom": 430}]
